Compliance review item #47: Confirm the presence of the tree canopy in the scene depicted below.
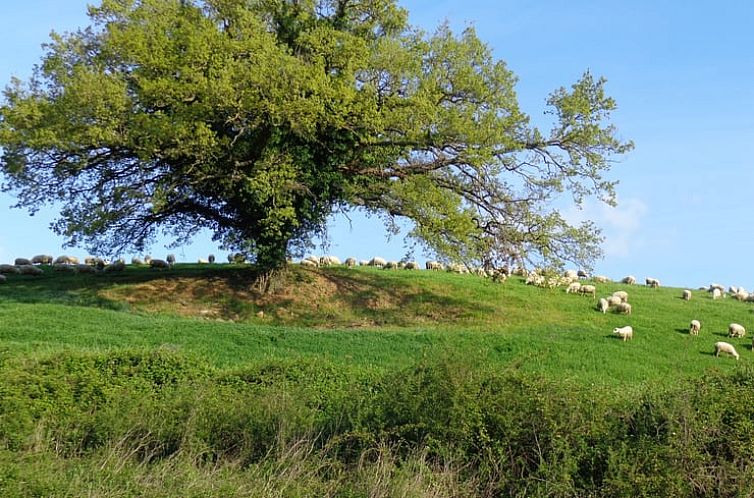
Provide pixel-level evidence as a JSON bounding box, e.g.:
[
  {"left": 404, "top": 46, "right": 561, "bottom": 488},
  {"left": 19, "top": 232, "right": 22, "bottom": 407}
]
[{"left": 0, "top": 0, "right": 632, "bottom": 272}]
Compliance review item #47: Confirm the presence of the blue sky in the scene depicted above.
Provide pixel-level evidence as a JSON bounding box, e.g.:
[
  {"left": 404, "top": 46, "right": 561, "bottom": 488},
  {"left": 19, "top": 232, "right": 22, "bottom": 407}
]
[{"left": 1, "top": 1, "right": 753, "bottom": 288}]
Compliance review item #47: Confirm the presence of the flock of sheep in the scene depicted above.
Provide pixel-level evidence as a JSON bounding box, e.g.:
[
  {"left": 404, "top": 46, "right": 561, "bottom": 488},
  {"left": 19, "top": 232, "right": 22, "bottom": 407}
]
[
  {"left": 557, "top": 272, "right": 749, "bottom": 362},
  {"left": 2, "top": 252, "right": 751, "bottom": 361},
  {"left": 0, "top": 253, "right": 219, "bottom": 282}
]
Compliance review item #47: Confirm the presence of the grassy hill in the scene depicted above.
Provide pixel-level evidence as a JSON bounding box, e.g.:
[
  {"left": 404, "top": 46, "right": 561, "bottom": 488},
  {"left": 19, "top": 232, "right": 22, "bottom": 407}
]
[{"left": 2, "top": 264, "right": 754, "bottom": 496}]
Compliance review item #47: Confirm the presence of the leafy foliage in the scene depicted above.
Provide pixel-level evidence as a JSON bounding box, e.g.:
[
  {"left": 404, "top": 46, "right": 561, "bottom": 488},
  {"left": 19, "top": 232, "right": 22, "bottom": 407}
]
[{"left": 0, "top": 0, "right": 631, "bottom": 271}]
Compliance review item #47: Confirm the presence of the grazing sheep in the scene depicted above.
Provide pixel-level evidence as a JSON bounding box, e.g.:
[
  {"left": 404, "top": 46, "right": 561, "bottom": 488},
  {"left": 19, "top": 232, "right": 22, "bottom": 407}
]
[
  {"left": 198, "top": 258, "right": 209, "bottom": 264},
  {"left": 615, "top": 302, "right": 632, "bottom": 315},
  {"left": 53, "top": 255, "right": 79, "bottom": 265},
  {"left": 621, "top": 275, "right": 636, "bottom": 285},
  {"left": 714, "top": 341, "right": 739, "bottom": 360},
  {"left": 607, "top": 295, "right": 623, "bottom": 307},
  {"left": 404, "top": 261, "right": 420, "bottom": 270},
  {"left": 689, "top": 320, "right": 701, "bottom": 336},
  {"left": 384, "top": 261, "right": 399, "bottom": 269},
  {"left": 344, "top": 257, "right": 357, "bottom": 267},
  {"left": 16, "top": 265, "right": 43, "bottom": 276},
  {"left": 735, "top": 290, "right": 750, "bottom": 302},
  {"left": 709, "top": 284, "right": 725, "bottom": 295},
  {"left": 208, "top": 254, "right": 215, "bottom": 264},
  {"left": 319, "top": 255, "right": 341, "bottom": 266},
  {"left": 613, "top": 326, "right": 634, "bottom": 341},
  {"left": 578, "top": 284, "right": 597, "bottom": 298},
  {"left": 14, "top": 258, "right": 32, "bottom": 266},
  {"left": 104, "top": 261, "right": 126, "bottom": 272},
  {"left": 682, "top": 289, "right": 692, "bottom": 301},
  {"left": 30, "top": 255, "right": 53, "bottom": 265},
  {"left": 564, "top": 269, "right": 578, "bottom": 280},
  {"left": 0, "top": 264, "right": 20, "bottom": 274},
  {"left": 368, "top": 257, "right": 387, "bottom": 267},
  {"left": 166, "top": 254, "right": 176, "bottom": 266},
  {"left": 712, "top": 288, "right": 722, "bottom": 300},
  {"left": 645, "top": 277, "right": 660, "bottom": 288},
  {"left": 150, "top": 259, "right": 170, "bottom": 269},
  {"left": 566, "top": 282, "right": 582, "bottom": 294},
  {"left": 53, "top": 263, "right": 77, "bottom": 273},
  {"left": 426, "top": 260, "right": 443, "bottom": 271},
  {"left": 300, "top": 259, "right": 318, "bottom": 268},
  {"left": 728, "top": 323, "right": 746, "bottom": 338},
  {"left": 612, "top": 291, "right": 629, "bottom": 303},
  {"left": 303, "top": 256, "right": 319, "bottom": 266},
  {"left": 144, "top": 255, "right": 152, "bottom": 264},
  {"left": 593, "top": 275, "right": 610, "bottom": 283},
  {"left": 577, "top": 270, "right": 590, "bottom": 279},
  {"left": 598, "top": 298, "right": 609, "bottom": 314},
  {"left": 359, "top": 260, "right": 369, "bottom": 266}
]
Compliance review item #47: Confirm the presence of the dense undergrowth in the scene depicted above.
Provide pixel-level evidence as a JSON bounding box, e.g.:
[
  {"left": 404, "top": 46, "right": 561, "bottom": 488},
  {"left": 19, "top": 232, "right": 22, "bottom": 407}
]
[
  {"left": 2, "top": 265, "right": 754, "bottom": 495},
  {"left": 1, "top": 348, "right": 754, "bottom": 497}
]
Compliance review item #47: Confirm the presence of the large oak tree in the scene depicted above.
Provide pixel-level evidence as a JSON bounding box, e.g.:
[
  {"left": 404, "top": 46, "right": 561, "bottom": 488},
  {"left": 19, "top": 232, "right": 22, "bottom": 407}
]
[{"left": 0, "top": 0, "right": 632, "bottom": 273}]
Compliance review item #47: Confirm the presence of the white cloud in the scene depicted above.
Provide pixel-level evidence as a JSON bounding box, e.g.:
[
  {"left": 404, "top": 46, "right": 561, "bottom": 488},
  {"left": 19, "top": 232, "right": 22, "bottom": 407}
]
[{"left": 563, "top": 197, "right": 648, "bottom": 258}]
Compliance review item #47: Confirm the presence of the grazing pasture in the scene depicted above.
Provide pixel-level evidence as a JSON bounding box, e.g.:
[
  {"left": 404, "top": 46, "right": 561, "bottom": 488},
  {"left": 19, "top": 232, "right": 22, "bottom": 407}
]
[{"left": 2, "top": 264, "right": 754, "bottom": 496}]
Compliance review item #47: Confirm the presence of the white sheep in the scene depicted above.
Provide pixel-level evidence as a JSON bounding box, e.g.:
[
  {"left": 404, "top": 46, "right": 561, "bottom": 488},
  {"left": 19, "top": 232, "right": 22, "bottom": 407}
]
[
  {"left": 384, "top": 261, "right": 399, "bottom": 269},
  {"left": 645, "top": 277, "right": 660, "bottom": 288},
  {"left": 14, "top": 258, "right": 32, "bottom": 266},
  {"left": 598, "top": 298, "right": 609, "bottom": 314},
  {"left": 425, "top": 261, "right": 443, "bottom": 271},
  {"left": 613, "top": 326, "right": 634, "bottom": 341},
  {"left": 709, "top": 283, "right": 725, "bottom": 293},
  {"left": 103, "top": 261, "right": 126, "bottom": 272},
  {"left": 359, "top": 260, "right": 370, "bottom": 266},
  {"left": 564, "top": 269, "right": 578, "bottom": 280},
  {"left": 577, "top": 270, "right": 590, "bottom": 279},
  {"left": 621, "top": 275, "right": 636, "bottom": 285},
  {"left": 712, "top": 288, "right": 722, "bottom": 300},
  {"left": 198, "top": 258, "right": 209, "bottom": 264},
  {"left": 30, "top": 255, "right": 53, "bottom": 265},
  {"left": 566, "top": 282, "right": 582, "bottom": 294},
  {"left": 612, "top": 291, "right": 629, "bottom": 303},
  {"left": 53, "top": 255, "right": 79, "bottom": 265},
  {"left": 300, "top": 259, "right": 318, "bottom": 268},
  {"left": 303, "top": 256, "right": 319, "bottom": 266},
  {"left": 166, "top": 254, "right": 176, "bottom": 266},
  {"left": 614, "top": 302, "right": 632, "bottom": 315},
  {"left": 53, "top": 263, "right": 77, "bottom": 273},
  {"left": 344, "top": 257, "right": 357, "bottom": 267},
  {"left": 319, "top": 255, "right": 341, "bottom": 266},
  {"left": 578, "top": 284, "right": 596, "bottom": 298},
  {"left": 593, "top": 275, "right": 610, "bottom": 283},
  {"left": 368, "top": 257, "right": 386, "bottom": 267},
  {"left": 682, "top": 290, "right": 692, "bottom": 301},
  {"left": 689, "top": 320, "right": 701, "bottom": 336},
  {"left": 404, "top": 261, "right": 420, "bottom": 270},
  {"left": 728, "top": 323, "right": 746, "bottom": 338},
  {"left": 714, "top": 341, "right": 739, "bottom": 360},
  {"left": 607, "top": 295, "right": 623, "bottom": 307},
  {"left": 208, "top": 254, "right": 215, "bottom": 264},
  {"left": 150, "top": 259, "right": 170, "bottom": 269}
]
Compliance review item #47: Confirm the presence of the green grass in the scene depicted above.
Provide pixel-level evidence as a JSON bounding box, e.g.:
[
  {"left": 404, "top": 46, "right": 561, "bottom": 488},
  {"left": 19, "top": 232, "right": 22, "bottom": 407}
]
[
  {"left": 3, "top": 264, "right": 754, "bottom": 496},
  {"left": 0, "top": 264, "right": 750, "bottom": 385}
]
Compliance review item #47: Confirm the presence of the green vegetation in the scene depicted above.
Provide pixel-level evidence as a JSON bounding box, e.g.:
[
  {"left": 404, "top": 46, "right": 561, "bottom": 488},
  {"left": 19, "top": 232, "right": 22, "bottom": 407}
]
[
  {"left": 0, "top": 0, "right": 630, "bottom": 272},
  {"left": 1, "top": 264, "right": 754, "bottom": 496}
]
